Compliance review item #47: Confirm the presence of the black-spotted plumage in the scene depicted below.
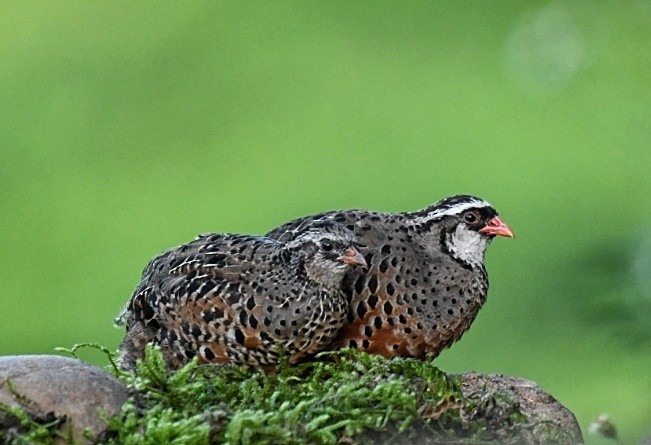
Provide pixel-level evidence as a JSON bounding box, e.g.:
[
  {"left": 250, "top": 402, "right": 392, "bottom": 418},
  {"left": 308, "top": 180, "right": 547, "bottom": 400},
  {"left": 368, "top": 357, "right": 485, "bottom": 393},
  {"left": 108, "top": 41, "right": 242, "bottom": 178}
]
[
  {"left": 265, "top": 195, "right": 513, "bottom": 359},
  {"left": 116, "top": 220, "right": 366, "bottom": 369}
]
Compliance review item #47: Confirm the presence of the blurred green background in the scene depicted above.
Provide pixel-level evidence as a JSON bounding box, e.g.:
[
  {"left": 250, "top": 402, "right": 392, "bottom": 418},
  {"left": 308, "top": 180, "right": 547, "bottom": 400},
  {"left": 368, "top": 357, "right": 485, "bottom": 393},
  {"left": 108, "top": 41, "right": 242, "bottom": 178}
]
[{"left": 1, "top": 1, "right": 650, "bottom": 443}]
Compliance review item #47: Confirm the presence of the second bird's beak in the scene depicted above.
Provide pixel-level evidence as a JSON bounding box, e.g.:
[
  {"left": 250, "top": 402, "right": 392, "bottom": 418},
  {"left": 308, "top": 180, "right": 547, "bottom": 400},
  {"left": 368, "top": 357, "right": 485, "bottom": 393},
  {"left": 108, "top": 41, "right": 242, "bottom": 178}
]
[
  {"left": 478, "top": 216, "right": 515, "bottom": 238},
  {"left": 338, "top": 246, "right": 368, "bottom": 268}
]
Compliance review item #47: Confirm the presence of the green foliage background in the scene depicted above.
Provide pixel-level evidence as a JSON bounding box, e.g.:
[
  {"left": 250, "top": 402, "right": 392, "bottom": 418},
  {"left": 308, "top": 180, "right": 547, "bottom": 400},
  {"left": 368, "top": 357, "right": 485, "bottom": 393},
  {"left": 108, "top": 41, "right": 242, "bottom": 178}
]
[{"left": 1, "top": 2, "right": 649, "bottom": 444}]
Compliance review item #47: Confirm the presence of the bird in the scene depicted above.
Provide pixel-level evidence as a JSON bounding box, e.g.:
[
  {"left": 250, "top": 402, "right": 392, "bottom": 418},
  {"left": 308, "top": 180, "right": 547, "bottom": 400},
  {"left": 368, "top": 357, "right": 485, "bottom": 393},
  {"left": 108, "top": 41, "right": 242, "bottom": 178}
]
[
  {"left": 264, "top": 195, "right": 514, "bottom": 359},
  {"left": 115, "top": 220, "right": 367, "bottom": 370}
]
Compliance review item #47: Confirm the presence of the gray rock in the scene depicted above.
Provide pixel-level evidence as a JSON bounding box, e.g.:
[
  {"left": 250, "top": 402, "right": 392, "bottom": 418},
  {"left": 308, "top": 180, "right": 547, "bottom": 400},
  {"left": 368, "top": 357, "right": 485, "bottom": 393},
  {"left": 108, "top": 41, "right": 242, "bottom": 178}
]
[
  {"left": 0, "top": 355, "right": 128, "bottom": 444},
  {"left": 361, "top": 371, "right": 583, "bottom": 444},
  {"left": 457, "top": 372, "right": 584, "bottom": 444}
]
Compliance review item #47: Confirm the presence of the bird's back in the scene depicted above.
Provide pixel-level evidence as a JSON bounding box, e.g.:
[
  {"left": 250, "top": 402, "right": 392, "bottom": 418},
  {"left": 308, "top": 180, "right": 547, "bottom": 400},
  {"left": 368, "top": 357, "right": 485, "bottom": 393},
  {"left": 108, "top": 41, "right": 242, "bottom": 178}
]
[{"left": 118, "top": 234, "right": 281, "bottom": 368}]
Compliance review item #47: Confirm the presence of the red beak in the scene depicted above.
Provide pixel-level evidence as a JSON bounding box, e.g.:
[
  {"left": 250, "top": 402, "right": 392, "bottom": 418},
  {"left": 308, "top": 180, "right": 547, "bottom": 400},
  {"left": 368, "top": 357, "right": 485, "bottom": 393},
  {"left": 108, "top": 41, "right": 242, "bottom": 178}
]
[
  {"left": 478, "top": 216, "right": 514, "bottom": 238},
  {"left": 338, "top": 246, "right": 368, "bottom": 268}
]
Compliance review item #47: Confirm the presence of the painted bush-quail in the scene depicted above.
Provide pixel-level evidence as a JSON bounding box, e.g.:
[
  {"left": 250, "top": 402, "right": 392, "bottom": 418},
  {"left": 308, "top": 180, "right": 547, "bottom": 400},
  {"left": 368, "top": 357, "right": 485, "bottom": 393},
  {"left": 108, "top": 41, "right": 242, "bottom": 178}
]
[
  {"left": 116, "top": 220, "right": 367, "bottom": 369},
  {"left": 265, "top": 195, "right": 513, "bottom": 359}
]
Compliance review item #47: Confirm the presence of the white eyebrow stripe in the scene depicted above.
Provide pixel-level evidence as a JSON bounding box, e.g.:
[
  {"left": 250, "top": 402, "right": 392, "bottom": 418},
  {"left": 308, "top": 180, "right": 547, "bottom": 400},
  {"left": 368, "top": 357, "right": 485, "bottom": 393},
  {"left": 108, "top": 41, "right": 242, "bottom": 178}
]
[{"left": 413, "top": 198, "right": 492, "bottom": 225}]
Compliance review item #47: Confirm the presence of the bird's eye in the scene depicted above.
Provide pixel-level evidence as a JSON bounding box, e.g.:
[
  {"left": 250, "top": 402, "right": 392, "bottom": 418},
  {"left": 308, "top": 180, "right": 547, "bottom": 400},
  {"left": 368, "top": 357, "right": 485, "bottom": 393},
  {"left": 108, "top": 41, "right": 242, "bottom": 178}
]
[
  {"left": 463, "top": 212, "right": 478, "bottom": 224},
  {"left": 320, "top": 241, "right": 333, "bottom": 252}
]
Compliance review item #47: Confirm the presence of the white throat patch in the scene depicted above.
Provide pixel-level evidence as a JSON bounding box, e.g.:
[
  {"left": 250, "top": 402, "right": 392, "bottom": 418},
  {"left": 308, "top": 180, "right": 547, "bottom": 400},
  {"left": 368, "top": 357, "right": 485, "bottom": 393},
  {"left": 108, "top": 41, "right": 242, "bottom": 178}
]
[{"left": 445, "top": 224, "right": 489, "bottom": 267}]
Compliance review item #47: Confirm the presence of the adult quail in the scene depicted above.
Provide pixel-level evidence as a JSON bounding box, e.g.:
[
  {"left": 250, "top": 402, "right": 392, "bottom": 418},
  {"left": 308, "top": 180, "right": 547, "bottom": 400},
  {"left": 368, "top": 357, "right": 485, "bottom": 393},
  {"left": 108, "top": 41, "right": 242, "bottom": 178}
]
[
  {"left": 265, "top": 195, "right": 513, "bottom": 359},
  {"left": 116, "top": 220, "right": 367, "bottom": 369}
]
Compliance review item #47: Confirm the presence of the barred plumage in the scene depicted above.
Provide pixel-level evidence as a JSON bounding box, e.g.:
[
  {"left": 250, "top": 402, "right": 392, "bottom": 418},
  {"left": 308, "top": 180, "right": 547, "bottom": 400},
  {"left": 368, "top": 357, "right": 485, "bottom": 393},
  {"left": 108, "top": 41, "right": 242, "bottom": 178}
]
[{"left": 117, "top": 220, "right": 366, "bottom": 369}]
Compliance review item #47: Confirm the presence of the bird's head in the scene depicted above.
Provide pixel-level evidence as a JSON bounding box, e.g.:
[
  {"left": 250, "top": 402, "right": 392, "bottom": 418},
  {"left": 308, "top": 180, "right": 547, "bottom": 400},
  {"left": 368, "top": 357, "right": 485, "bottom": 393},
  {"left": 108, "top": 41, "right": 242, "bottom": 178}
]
[
  {"left": 414, "top": 195, "right": 514, "bottom": 268},
  {"left": 286, "top": 220, "right": 367, "bottom": 285}
]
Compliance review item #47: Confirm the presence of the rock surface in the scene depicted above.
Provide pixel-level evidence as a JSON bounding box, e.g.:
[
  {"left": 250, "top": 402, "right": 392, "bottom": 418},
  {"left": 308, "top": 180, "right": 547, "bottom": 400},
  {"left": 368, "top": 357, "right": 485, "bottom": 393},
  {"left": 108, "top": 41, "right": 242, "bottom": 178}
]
[
  {"left": 363, "top": 372, "right": 583, "bottom": 444},
  {"left": 456, "top": 372, "right": 583, "bottom": 444},
  {"left": 0, "top": 355, "right": 128, "bottom": 444}
]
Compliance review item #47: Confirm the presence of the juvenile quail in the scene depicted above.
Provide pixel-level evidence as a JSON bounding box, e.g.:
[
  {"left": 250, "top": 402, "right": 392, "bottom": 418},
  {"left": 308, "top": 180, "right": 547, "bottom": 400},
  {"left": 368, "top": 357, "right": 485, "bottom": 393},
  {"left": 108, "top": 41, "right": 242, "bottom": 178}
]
[
  {"left": 116, "top": 220, "right": 367, "bottom": 369},
  {"left": 265, "top": 195, "right": 513, "bottom": 359}
]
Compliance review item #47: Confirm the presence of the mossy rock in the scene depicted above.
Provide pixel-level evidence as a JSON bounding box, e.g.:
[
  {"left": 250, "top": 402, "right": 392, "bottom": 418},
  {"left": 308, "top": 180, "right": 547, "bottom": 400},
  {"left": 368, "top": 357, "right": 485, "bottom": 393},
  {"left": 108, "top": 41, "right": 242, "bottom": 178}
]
[{"left": 0, "top": 347, "right": 582, "bottom": 444}]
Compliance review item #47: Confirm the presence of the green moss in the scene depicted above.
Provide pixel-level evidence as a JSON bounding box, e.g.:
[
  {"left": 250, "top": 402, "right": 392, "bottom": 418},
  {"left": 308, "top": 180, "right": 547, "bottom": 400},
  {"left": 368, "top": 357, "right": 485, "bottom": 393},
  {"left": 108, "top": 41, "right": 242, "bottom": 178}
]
[
  {"left": 99, "top": 346, "right": 524, "bottom": 445},
  {"left": 1, "top": 345, "right": 529, "bottom": 444}
]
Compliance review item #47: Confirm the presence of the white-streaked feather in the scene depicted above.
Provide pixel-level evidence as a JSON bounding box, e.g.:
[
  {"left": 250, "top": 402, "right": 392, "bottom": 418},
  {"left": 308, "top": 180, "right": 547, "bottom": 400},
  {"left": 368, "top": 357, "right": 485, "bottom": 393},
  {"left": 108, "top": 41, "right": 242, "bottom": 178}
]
[{"left": 413, "top": 197, "right": 492, "bottom": 225}]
